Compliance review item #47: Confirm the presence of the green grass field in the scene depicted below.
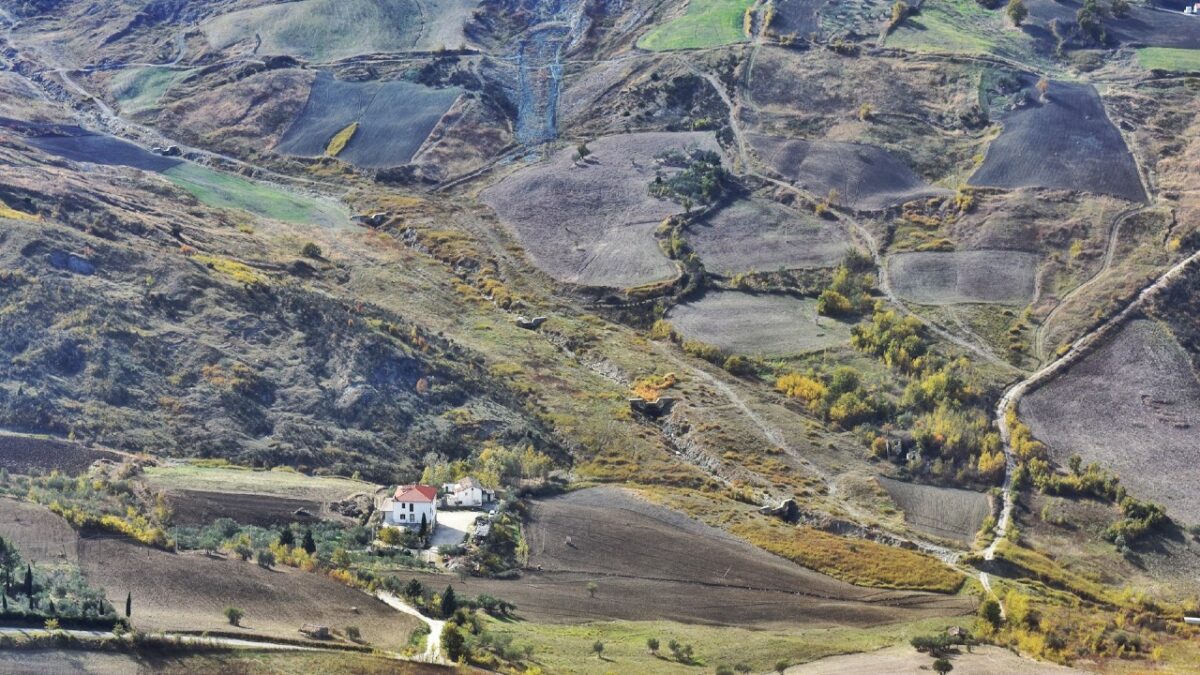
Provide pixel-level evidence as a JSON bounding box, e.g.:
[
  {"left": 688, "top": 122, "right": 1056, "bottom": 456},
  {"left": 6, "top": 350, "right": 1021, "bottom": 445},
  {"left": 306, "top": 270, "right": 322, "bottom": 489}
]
[
  {"left": 637, "top": 0, "right": 753, "bottom": 51},
  {"left": 487, "top": 616, "right": 963, "bottom": 673},
  {"left": 886, "top": 0, "right": 1044, "bottom": 67},
  {"left": 109, "top": 66, "right": 192, "bottom": 114},
  {"left": 162, "top": 164, "right": 348, "bottom": 227},
  {"left": 1137, "top": 47, "right": 1200, "bottom": 72},
  {"left": 143, "top": 462, "right": 375, "bottom": 501}
]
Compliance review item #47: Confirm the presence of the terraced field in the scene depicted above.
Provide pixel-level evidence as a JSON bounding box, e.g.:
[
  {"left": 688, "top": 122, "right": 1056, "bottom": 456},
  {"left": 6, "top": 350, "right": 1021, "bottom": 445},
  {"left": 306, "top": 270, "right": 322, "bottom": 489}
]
[
  {"left": 749, "top": 133, "right": 950, "bottom": 211},
  {"left": 969, "top": 79, "right": 1146, "bottom": 203},
  {"left": 878, "top": 477, "right": 991, "bottom": 545},
  {"left": 666, "top": 290, "right": 854, "bottom": 355},
  {"left": 887, "top": 250, "right": 1039, "bottom": 305},
  {"left": 688, "top": 198, "right": 851, "bottom": 274},
  {"left": 1022, "top": 319, "right": 1200, "bottom": 525},
  {"left": 202, "top": 0, "right": 475, "bottom": 61},
  {"left": 275, "top": 73, "right": 460, "bottom": 167},
  {"left": 481, "top": 131, "right": 719, "bottom": 287}
]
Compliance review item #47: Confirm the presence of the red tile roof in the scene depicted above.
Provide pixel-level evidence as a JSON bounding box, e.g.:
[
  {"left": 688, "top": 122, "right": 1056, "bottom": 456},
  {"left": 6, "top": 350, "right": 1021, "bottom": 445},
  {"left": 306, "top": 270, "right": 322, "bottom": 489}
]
[{"left": 394, "top": 484, "right": 438, "bottom": 502}]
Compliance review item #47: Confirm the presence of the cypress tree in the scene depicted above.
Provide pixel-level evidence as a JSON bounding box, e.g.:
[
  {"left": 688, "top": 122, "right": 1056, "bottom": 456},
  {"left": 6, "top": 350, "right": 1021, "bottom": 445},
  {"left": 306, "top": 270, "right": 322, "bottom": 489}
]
[
  {"left": 2, "top": 593, "right": 6, "bottom": 613},
  {"left": 125, "top": 591, "right": 131, "bottom": 618},
  {"left": 442, "top": 585, "right": 457, "bottom": 618},
  {"left": 279, "top": 527, "right": 295, "bottom": 548},
  {"left": 302, "top": 529, "right": 316, "bottom": 555},
  {"left": 23, "top": 565, "right": 32, "bottom": 600}
]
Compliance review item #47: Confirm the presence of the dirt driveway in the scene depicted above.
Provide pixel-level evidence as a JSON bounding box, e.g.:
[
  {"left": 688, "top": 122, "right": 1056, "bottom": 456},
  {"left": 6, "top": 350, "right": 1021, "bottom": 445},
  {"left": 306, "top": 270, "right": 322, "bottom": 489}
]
[{"left": 423, "top": 509, "right": 486, "bottom": 565}]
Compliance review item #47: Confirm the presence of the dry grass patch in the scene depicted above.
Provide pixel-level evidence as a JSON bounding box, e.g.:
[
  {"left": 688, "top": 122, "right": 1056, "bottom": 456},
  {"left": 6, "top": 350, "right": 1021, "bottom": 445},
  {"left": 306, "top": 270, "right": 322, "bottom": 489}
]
[
  {"left": 0, "top": 201, "right": 38, "bottom": 221},
  {"left": 189, "top": 254, "right": 268, "bottom": 286},
  {"left": 732, "top": 518, "right": 965, "bottom": 593},
  {"left": 324, "top": 122, "right": 358, "bottom": 157}
]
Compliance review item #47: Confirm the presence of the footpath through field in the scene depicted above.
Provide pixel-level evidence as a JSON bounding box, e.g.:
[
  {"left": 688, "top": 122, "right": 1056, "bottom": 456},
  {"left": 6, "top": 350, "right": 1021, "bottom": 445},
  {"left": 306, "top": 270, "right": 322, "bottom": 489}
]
[{"left": 376, "top": 591, "right": 445, "bottom": 663}]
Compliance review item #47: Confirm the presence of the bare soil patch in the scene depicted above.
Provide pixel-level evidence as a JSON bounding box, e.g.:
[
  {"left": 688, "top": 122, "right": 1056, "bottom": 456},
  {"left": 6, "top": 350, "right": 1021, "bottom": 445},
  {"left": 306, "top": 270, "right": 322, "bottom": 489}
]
[
  {"left": 166, "top": 489, "right": 324, "bottom": 528},
  {"left": 787, "top": 644, "right": 1081, "bottom": 674},
  {"left": 1026, "top": 0, "right": 1200, "bottom": 50},
  {"left": 768, "top": 0, "right": 823, "bottom": 37},
  {"left": 0, "top": 497, "right": 80, "bottom": 564},
  {"left": 481, "top": 131, "right": 719, "bottom": 287},
  {"left": 666, "top": 290, "right": 853, "bottom": 355},
  {"left": 969, "top": 79, "right": 1146, "bottom": 203},
  {"left": 0, "top": 434, "right": 108, "bottom": 474},
  {"left": 749, "top": 133, "right": 950, "bottom": 211},
  {"left": 77, "top": 537, "right": 421, "bottom": 650},
  {"left": 402, "top": 487, "right": 969, "bottom": 627},
  {"left": 877, "top": 477, "right": 991, "bottom": 545},
  {"left": 887, "top": 250, "right": 1039, "bottom": 305},
  {"left": 1022, "top": 319, "right": 1200, "bottom": 525},
  {"left": 688, "top": 198, "right": 850, "bottom": 274},
  {"left": 27, "top": 129, "right": 182, "bottom": 172},
  {"left": 275, "top": 73, "right": 461, "bottom": 168}
]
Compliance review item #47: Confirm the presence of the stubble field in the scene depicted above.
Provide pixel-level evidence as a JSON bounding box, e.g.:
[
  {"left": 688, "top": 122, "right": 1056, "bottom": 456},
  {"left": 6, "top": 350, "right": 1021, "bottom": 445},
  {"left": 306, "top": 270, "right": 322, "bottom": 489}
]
[
  {"left": 1022, "top": 319, "right": 1200, "bottom": 525},
  {"left": 666, "top": 290, "right": 854, "bottom": 355},
  {"left": 887, "top": 250, "right": 1039, "bottom": 305},
  {"left": 749, "top": 133, "right": 950, "bottom": 211},
  {"left": 688, "top": 198, "right": 851, "bottom": 274},
  {"left": 877, "top": 477, "right": 991, "bottom": 545}
]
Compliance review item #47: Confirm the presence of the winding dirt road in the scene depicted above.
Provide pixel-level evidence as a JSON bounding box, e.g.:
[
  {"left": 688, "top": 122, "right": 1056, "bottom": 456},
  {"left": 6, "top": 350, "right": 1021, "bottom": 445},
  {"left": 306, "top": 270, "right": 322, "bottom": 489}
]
[{"left": 985, "top": 241, "right": 1200, "bottom": 562}]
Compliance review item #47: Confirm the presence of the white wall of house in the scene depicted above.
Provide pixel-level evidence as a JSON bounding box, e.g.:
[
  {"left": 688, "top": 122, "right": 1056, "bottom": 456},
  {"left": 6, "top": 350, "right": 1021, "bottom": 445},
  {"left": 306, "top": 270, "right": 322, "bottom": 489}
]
[
  {"left": 445, "top": 485, "right": 484, "bottom": 507},
  {"left": 385, "top": 500, "right": 437, "bottom": 528}
]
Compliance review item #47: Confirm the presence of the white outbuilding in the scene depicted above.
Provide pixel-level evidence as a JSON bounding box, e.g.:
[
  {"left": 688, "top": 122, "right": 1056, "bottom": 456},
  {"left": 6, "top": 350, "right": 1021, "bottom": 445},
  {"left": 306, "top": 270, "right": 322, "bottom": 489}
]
[{"left": 441, "top": 476, "right": 495, "bottom": 508}]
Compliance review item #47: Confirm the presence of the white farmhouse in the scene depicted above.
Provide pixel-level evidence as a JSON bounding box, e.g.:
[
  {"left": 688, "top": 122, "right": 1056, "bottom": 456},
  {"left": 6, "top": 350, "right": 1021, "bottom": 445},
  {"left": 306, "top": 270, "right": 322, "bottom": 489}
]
[
  {"left": 441, "top": 476, "right": 495, "bottom": 508},
  {"left": 381, "top": 484, "right": 438, "bottom": 530}
]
